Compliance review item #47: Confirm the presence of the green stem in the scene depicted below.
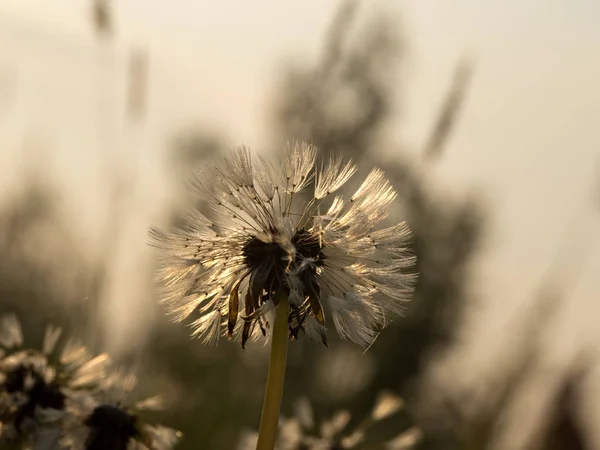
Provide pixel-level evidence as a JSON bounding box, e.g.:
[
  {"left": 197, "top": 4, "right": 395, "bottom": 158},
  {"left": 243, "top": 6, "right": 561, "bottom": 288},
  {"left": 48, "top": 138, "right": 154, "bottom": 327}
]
[{"left": 256, "top": 297, "right": 290, "bottom": 450}]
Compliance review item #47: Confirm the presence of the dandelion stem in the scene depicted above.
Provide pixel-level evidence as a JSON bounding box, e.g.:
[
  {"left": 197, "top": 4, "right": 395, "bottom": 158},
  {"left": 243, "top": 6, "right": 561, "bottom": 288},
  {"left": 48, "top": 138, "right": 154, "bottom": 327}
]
[{"left": 256, "top": 296, "right": 290, "bottom": 450}]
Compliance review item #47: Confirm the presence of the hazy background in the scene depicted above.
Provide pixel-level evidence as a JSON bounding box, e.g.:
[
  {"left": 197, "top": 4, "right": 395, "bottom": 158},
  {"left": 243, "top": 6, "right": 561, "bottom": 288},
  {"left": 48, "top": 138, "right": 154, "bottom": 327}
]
[{"left": 0, "top": 1, "right": 598, "bottom": 449}]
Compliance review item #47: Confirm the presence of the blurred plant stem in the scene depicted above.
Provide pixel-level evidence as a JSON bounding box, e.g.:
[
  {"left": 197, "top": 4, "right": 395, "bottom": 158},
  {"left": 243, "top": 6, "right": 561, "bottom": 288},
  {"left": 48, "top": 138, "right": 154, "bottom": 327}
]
[{"left": 256, "top": 297, "right": 290, "bottom": 450}]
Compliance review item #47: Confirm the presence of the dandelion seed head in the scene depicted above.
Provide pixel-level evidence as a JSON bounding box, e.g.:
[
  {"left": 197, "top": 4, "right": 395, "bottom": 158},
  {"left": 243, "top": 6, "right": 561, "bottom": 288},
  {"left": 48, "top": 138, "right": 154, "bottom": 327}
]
[
  {"left": 151, "top": 142, "right": 416, "bottom": 348},
  {"left": 0, "top": 316, "right": 180, "bottom": 450},
  {"left": 0, "top": 317, "right": 102, "bottom": 446},
  {"left": 62, "top": 369, "right": 180, "bottom": 450}
]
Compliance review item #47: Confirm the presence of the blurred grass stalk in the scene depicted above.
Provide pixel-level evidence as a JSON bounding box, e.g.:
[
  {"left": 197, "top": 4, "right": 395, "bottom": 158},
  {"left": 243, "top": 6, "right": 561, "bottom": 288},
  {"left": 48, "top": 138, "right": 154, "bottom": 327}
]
[{"left": 422, "top": 56, "right": 474, "bottom": 163}]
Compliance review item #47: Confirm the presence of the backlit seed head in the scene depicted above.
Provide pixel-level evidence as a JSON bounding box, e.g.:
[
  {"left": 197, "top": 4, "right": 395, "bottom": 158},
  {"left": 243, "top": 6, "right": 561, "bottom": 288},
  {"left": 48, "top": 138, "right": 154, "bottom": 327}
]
[{"left": 150, "top": 142, "right": 417, "bottom": 348}]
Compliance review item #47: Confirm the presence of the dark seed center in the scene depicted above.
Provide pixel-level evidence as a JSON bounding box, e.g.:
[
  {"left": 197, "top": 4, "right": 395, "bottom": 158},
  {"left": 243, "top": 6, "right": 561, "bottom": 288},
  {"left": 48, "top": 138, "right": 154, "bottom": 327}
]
[
  {"left": 85, "top": 405, "right": 139, "bottom": 450},
  {"left": 240, "top": 228, "right": 328, "bottom": 345},
  {"left": 292, "top": 229, "right": 325, "bottom": 265},
  {"left": 242, "top": 237, "right": 287, "bottom": 275},
  {"left": 242, "top": 229, "right": 325, "bottom": 293},
  {"left": 3, "top": 363, "right": 65, "bottom": 431}
]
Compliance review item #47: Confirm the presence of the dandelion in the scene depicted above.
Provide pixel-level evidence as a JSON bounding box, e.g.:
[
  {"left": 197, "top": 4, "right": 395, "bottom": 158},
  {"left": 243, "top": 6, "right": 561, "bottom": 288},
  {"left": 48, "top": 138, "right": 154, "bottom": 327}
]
[
  {"left": 62, "top": 372, "right": 181, "bottom": 450},
  {"left": 150, "top": 142, "right": 416, "bottom": 348},
  {"left": 0, "top": 315, "right": 110, "bottom": 448},
  {"left": 237, "top": 393, "right": 422, "bottom": 450},
  {"left": 0, "top": 315, "right": 180, "bottom": 450},
  {"left": 150, "top": 141, "right": 416, "bottom": 449}
]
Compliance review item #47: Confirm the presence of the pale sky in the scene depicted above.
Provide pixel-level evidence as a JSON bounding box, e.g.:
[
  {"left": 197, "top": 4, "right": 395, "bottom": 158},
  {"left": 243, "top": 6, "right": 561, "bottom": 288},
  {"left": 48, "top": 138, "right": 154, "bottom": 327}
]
[{"left": 0, "top": 1, "right": 599, "bottom": 445}]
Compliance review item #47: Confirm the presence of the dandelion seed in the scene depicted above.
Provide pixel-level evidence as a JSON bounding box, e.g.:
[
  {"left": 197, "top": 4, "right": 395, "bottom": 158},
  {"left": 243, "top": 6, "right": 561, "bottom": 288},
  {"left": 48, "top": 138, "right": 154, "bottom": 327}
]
[{"left": 151, "top": 142, "right": 417, "bottom": 348}]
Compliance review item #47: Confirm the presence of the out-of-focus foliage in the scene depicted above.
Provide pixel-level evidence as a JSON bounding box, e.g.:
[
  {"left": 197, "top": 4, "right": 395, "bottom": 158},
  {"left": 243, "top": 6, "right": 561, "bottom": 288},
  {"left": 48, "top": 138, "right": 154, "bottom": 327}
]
[
  {"left": 0, "top": 174, "right": 89, "bottom": 340},
  {"left": 419, "top": 207, "right": 598, "bottom": 450},
  {"left": 534, "top": 364, "right": 589, "bottom": 450},
  {"left": 420, "top": 292, "right": 593, "bottom": 450},
  {"left": 91, "top": 0, "right": 113, "bottom": 39},
  {"left": 273, "top": 0, "right": 401, "bottom": 159}
]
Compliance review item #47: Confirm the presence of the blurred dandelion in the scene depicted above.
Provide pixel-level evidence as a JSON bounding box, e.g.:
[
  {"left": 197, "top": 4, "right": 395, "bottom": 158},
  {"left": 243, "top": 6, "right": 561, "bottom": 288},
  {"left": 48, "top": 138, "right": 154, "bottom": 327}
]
[
  {"left": 150, "top": 141, "right": 416, "bottom": 349},
  {"left": 237, "top": 392, "right": 422, "bottom": 450},
  {"left": 63, "top": 372, "right": 181, "bottom": 450},
  {"left": 0, "top": 315, "right": 180, "bottom": 450},
  {"left": 0, "top": 315, "right": 110, "bottom": 448}
]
